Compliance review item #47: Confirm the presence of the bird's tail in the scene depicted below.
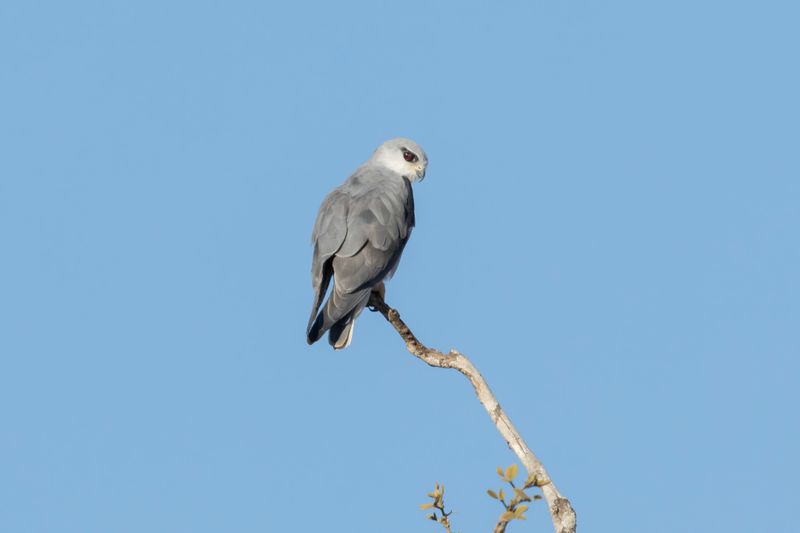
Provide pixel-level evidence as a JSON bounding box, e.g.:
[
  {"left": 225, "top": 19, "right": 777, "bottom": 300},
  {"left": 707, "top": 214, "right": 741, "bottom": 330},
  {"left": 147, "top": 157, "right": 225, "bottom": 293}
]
[
  {"left": 306, "top": 286, "right": 370, "bottom": 348},
  {"left": 328, "top": 317, "right": 355, "bottom": 350}
]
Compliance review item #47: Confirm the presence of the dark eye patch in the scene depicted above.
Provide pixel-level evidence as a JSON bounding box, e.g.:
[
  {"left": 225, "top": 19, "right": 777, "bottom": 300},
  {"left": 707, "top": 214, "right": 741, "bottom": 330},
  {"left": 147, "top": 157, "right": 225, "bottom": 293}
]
[{"left": 401, "top": 148, "right": 418, "bottom": 163}]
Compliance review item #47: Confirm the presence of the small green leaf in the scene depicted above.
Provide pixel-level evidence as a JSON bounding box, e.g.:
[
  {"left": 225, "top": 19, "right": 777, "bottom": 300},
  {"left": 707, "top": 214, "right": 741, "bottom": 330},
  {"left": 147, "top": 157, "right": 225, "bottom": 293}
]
[
  {"left": 496, "top": 466, "right": 505, "bottom": 478},
  {"left": 498, "top": 488, "right": 505, "bottom": 501},
  {"left": 487, "top": 489, "right": 498, "bottom": 499},
  {"left": 515, "top": 505, "right": 529, "bottom": 514},
  {"left": 420, "top": 503, "right": 434, "bottom": 510},
  {"left": 506, "top": 464, "right": 519, "bottom": 481}
]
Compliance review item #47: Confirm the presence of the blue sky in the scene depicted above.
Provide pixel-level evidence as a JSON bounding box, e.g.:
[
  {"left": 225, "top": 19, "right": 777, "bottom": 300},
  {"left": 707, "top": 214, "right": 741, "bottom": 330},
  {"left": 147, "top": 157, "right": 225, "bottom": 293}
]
[{"left": 1, "top": 1, "right": 798, "bottom": 532}]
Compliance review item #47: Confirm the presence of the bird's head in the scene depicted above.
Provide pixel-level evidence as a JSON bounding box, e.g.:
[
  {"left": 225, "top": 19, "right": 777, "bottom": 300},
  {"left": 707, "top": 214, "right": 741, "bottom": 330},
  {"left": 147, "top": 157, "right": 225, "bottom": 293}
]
[{"left": 369, "top": 137, "right": 428, "bottom": 182}]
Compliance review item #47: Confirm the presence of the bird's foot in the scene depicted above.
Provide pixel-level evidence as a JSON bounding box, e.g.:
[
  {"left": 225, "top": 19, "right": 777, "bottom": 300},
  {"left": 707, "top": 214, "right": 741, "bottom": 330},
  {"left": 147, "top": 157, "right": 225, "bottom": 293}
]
[{"left": 368, "top": 283, "right": 386, "bottom": 312}]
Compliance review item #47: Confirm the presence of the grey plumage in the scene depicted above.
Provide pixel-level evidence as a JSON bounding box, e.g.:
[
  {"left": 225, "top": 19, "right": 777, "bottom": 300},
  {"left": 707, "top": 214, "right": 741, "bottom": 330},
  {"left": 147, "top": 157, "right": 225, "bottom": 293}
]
[{"left": 307, "top": 138, "right": 428, "bottom": 349}]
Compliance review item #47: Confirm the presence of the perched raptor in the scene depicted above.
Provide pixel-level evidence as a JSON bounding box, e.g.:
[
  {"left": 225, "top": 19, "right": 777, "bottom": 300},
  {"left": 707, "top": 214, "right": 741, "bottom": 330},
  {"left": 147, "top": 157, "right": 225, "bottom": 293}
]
[{"left": 306, "top": 138, "right": 428, "bottom": 349}]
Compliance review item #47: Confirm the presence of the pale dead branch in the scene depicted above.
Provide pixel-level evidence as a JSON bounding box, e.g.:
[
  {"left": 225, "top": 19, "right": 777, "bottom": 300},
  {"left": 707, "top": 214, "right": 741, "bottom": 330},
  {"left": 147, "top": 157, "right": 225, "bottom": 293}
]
[{"left": 368, "top": 292, "right": 576, "bottom": 533}]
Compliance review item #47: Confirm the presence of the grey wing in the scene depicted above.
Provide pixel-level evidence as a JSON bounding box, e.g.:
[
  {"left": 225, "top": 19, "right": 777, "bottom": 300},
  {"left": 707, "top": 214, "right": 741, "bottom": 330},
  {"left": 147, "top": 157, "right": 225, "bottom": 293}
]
[
  {"left": 307, "top": 189, "right": 348, "bottom": 334},
  {"left": 334, "top": 177, "right": 415, "bottom": 292}
]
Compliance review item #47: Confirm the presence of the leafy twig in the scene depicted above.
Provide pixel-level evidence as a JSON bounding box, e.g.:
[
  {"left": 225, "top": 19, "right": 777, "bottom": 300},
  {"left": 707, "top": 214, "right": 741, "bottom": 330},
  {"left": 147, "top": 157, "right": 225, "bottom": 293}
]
[{"left": 421, "top": 484, "right": 456, "bottom": 533}]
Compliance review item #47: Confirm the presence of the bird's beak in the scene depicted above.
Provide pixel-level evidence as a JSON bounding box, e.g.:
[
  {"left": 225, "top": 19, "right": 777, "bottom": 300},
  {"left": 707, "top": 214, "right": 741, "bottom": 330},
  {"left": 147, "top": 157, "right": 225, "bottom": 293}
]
[{"left": 416, "top": 168, "right": 426, "bottom": 181}]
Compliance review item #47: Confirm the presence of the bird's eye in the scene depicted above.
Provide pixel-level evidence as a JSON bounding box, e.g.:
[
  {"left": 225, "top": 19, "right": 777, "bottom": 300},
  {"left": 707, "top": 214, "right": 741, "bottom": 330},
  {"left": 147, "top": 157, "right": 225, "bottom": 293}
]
[{"left": 403, "top": 150, "right": 417, "bottom": 163}]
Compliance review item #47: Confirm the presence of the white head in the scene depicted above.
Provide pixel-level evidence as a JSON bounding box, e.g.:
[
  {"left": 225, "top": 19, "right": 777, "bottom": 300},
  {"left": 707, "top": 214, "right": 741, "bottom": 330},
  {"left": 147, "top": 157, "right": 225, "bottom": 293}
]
[{"left": 368, "top": 137, "right": 428, "bottom": 182}]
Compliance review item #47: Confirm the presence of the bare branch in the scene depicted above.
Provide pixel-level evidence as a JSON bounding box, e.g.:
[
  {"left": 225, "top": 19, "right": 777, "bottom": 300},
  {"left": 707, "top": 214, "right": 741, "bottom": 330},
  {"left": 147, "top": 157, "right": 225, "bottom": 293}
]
[
  {"left": 492, "top": 519, "right": 510, "bottom": 533},
  {"left": 368, "top": 293, "right": 577, "bottom": 533}
]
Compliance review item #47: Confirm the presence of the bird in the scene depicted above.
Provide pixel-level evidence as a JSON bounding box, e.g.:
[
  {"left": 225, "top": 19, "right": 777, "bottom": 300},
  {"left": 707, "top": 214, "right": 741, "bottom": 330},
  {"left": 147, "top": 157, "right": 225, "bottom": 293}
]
[{"left": 306, "top": 138, "right": 428, "bottom": 349}]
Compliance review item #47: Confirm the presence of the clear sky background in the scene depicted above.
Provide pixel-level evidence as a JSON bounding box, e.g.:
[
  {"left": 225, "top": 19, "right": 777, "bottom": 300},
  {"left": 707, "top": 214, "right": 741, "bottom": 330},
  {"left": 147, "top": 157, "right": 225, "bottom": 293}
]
[{"left": 1, "top": 1, "right": 798, "bottom": 532}]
